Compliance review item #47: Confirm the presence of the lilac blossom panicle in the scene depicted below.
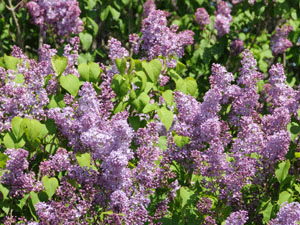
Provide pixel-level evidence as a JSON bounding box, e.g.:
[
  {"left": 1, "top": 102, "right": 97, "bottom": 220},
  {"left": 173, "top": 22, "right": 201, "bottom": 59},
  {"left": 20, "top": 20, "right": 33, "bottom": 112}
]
[
  {"left": 214, "top": 1, "right": 232, "bottom": 37},
  {"left": 228, "top": 50, "right": 262, "bottom": 123},
  {"left": 108, "top": 38, "right": 129, "bottom": 74},
  {"left": 27, "top": 0, "right": 84, "bottom": 37},
  {"left": 39, "top": 148, "right": 71, "bottom": 176},
  {"left": 141, "top": 1, "right": 194, "bottom": 67},
  {"left": 195, "top": 8, "right": 211, "bottom": 28},
  {"left": 108, "top": 38, "right": 129, "bottom": 62},
  {"left": 271, "top": 24, "right": 293, "bottom": 55},
  {"left": 263, "top": 63, "right": 299, "bottom": 115},
  {"left": 0, "top": 46, "right": 50, "bottom": 132},
  {"left": 143, "top": 0, "right": 156, "bottom": 17},
  {"left": 269, "top": 202, "right": 300, "bottom": 225},
  {"left": 35, "top": 180, "right": 90, "bottom": 224},
  {"left": 232, "top": 0, "right": 256, "bottom": 4},
  {"left": 1, "top": 149, "right": 36, "bottom": 197},
  {"left": 225, "top": 210, "right": 248, "bottom": 225},
  {"left": 129, "top": 33, "right": 141, "bottom": 54},
  {"left": 230, "top": 39, "right": 245, "bottom": 55}
]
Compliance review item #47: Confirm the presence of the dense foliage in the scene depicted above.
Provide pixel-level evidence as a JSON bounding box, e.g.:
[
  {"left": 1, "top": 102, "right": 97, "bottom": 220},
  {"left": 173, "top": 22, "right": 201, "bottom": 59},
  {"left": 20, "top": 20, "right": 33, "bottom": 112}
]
[{"left": 0, "top": 0, "right": 300, "bottom": 224}]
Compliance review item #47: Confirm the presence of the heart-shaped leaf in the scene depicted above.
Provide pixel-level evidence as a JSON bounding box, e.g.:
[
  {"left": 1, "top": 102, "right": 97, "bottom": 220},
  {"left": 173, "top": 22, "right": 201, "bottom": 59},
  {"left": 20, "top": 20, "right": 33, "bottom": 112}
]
[
  {"left": 142, "top": 59, "right": 162, "bottom": 83},
  {"left": 78, "top": 62, "right": 101, "bottom": 83},
  {"left": 51, "top": 55, "right": 68, "bottom": 75},
  {"left": 59, "top": 74, "right": 80, "bottom": 96},
  {"left": 11, "top": 116, "right": 24, "bottom": 140},
  {"left": 76, "top": 153, "right": 91, "bottom": 168},
  {"left": 4, "top": 54, "right": 20, "bottom": 71},
  {"left": 79, "top": 32, "right": 93, "bottom": 51},
  {"left": 115, "top": 58, "right": 127, "bottom": 75},
  {"left": 42, "top": 176, "right": 58, "bottom": 199},
  {"left": 157, "top": 107, "right": 173, "bottom": 131}
]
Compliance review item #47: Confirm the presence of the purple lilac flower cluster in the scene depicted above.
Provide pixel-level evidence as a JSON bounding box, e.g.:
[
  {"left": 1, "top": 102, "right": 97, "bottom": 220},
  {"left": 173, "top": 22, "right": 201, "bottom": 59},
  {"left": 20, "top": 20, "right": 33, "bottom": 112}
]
[
  {"left": 232, "top": 0, "right": 256, "bottom": 4},
  {"left": 230, "top": 39, "right": 245, "bottom": 55},
  {"left": 195, "top": 8, "right": 211, "bottom": 29},
  {"left": 269, "top": 202, "right": 300, "bottom": 225},
  {"left": 225, "top": 210, "right": 248, "bottom": 225},
  {"left": 270, "top": 24, "right": 293, "bottom": 55},
  {"left": 214, "top": 1, "right": 232, "bottom": 37},
  {"left": 27, "top": 0, "right": 84, "bottom": 37},
  {"left": 1, "top": 149, "right": 36, "bottom": 197},
  {"left": 48, "top": 82, "right": 174, "bottom": 224},
  {"left": 129, "top": 0, "right": 194, "bottom": 68},
  {"left": 168, "top": 50, "right": 294, "bottom": 213},
  {"left": 0, "top": 46, "right": 50, "bottom": 132}
]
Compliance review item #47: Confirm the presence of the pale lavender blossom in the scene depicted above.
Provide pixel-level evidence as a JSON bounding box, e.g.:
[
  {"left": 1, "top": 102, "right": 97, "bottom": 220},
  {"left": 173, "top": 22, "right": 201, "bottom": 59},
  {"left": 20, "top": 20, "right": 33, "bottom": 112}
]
[
  {"left": 214, "top": 1, "right": 232, "bottom": 36},
  {"left": 141, "top": 6, "right": 194, "bottom": 67},
  {"left": 129, "top": 33, "right": 141, "bottom": 54},
  {"left": 269, "top": 202, "right": 300, "bottom": 225},
  {"left": 1, "top": 149, "right": 36, "bottom": 197},
  {"left": 271, "top": 25, "right": 293, "bottom": 55},
  {"left": 143, "top": 0, "right": 156, "bottom": 17},
  {"left": 230, "top": 39, "right": 245, "bottom": 55},
  {"left": 225, "top": 210, "right": 248, "bottom": 225},
  {"left": 27, "top": 0, "right": 84, "bottom": 37},
  {"left": 195, "top": 8, "right": 211, "bottom": 28},
  {"left": 108, "top": 38, "right": 129, "bottom": 61}
]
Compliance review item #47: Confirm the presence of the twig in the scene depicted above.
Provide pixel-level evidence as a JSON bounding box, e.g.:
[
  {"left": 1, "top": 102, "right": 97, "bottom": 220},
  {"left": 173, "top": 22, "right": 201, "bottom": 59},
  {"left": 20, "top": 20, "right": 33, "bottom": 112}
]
[{"left": 6, "top": 0, "right": 23, "bottom": 49}]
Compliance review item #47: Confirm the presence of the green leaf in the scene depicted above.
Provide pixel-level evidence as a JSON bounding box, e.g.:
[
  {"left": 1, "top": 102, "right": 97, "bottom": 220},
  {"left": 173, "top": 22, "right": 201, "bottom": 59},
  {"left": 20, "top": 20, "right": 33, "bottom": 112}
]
[
  {"left": 260, "top": 200, "right": 273, "bottom": 224},
  {"left": 115, "top": 58, "right": 127, "bottom": 75},
  {"left": 3, "top": 132, "right": 25, "bottom": 149},
  {"left": 42, "top": 176, "right": 59, "bottom": 199},
  {"left": 275, "top": 160, "right": 290, "bottom": 184},
  {"left": 173, "top": 135, "right": 190, "bottom": 148},
  {"left": 157, "top": 107, "right": 173, "bottom": 131},
  {"left": 176, "top": 77, "right": 198, "bottom": 97},
  {"left": 78, "top": 62, "right": 102, "bottom": 83},
  {"left": 47, "top": 94, "right": 65, "bottom": 109},
  {"left": 111, "top": 74, "right": 129, "bottom": 97},
  {"left": 0, "top": 183, "right": 9, "bottom": 200},
  {"left": 179, "top": 187, "right": 195, "bottom": 207},
  {"left": 0, "top": 200, "right": 10, "bottom": 214},
  {"left": 169, "top": 69, "right": 181, "bottom": 81},
  {"left": 3, "top": 54, "right": 20, "bottom": 70},
  {"left": 143, "top": 102, "right": 158, "bottom": 113},
  {"left": 23, "top": 119, "right": 41, "bottom": 142},
  {"left": 134, "top": 71, "right": 147, "bottom": 91},
  {"left": 158, "top": 136, "right": 168, "bottom": 151},
  {"left": 100, "top": 6, "right": 110, "bottom": 21},
  {"left": 51, "top": 55, "right": 68, "bottom": 75},
  {"left": 132, "top": 92, "right": 150, "bottom": 113},
  {"left": 0, "top": 152, "right": 8, "bottom": 168},
  {"left": 28, "top": 191, "right": 39, "bottom": 221},
  {"left": 175, "top": 61, "right": 186, "bottom": 74},
  {"left": 11, "top": 116, "right": 24, "bottom": 140},
  {"left": 162, "top": 90, "right": 173, "bottom": 106},
  {"left": 88, "top": 62, "right": 102, "bottom": 83},
  {"left": 142, "top": 59, "right": 162, "bottom": 83},
  {"left": 110, "top": 6, "right": 120, "bottom": 20},
  {"left": 128, "top": 116, "right": 147, "bottom": 131},
  {"left": 59, "top": 74, "right": 80, "bottom": 96},
  {"left": 86, "top": 0, "right": 96, "bottom": 10},
  {"left": 17, "top": 193, "right": 30, "bottom": 210},
  {"left": 76, "top": 153, "right": 91, "bottom": 169},
  {"left": 278, "top": 191, "right": 292, "bottom": 205},
  {"left": 128, "top": 58, "right": 135, "bottom": 74},
  {"left": 79, "top": 32, "right": 93, "bottom": 51},
  {"left": 13, "top": 74, "right": 24, "bottom": 84}
]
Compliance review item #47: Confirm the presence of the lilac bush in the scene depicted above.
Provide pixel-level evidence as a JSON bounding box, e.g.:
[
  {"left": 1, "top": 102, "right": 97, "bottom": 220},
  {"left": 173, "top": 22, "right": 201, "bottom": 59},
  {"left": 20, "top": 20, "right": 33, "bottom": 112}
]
[{"left": 1, "top": 0, "right": 300, "bottom": 224}]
